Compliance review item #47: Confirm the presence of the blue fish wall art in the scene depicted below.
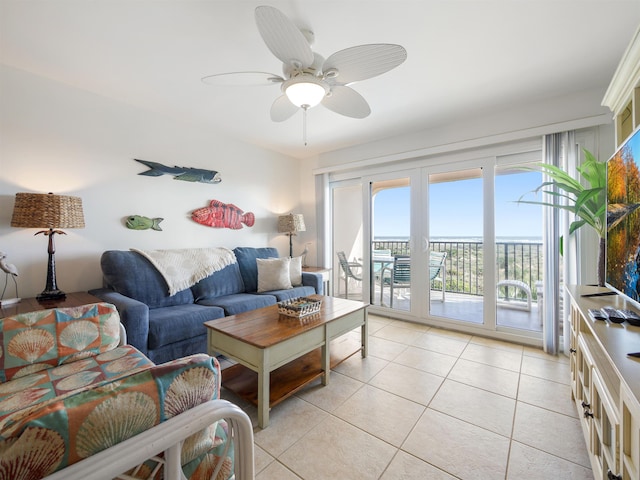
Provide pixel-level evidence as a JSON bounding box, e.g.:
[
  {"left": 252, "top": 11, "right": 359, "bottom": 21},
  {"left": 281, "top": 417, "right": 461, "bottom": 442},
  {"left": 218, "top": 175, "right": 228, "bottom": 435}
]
[{"left": 134, "top": 159, "right": 221, "bottom": 184}]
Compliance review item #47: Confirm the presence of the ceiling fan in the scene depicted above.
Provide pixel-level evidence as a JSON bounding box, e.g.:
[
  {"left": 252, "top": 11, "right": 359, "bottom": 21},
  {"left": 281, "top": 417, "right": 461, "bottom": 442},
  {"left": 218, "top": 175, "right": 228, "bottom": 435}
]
[{"left": 202, "top": 5, "right": 407, "bottom": 142}]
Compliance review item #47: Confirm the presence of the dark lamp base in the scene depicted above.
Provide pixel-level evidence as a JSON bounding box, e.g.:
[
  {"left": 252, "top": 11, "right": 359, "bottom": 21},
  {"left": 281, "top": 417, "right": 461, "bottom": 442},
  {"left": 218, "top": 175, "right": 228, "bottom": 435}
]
[{"left": 37, "top": 290, "right": 66, "bottom": 301}]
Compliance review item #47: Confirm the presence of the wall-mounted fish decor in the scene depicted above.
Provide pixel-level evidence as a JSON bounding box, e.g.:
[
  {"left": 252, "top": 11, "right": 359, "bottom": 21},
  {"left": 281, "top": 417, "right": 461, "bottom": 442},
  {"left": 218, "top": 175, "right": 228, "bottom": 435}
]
[
  {"left": 126, "top": 215, "right": 164, "bottom": 231},
  {"left": 192, "top": 200, "right": 255, "bottom": 229},
  {"left": 134, "top": 159, "right": 221, "bottom": 184}
]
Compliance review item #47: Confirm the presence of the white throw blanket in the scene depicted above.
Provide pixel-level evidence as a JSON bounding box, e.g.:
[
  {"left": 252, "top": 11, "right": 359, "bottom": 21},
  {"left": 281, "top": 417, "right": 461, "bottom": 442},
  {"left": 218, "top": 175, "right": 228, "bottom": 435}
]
[{"left": 131, "top": 247, "right": 237, "bottom": 296}]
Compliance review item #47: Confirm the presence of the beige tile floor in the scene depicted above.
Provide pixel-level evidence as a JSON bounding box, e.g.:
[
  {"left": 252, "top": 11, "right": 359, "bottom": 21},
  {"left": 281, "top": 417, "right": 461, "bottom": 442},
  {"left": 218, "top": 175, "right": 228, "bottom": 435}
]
[{"left": 220, "top": 314, "right": 592, "bottom": 480}]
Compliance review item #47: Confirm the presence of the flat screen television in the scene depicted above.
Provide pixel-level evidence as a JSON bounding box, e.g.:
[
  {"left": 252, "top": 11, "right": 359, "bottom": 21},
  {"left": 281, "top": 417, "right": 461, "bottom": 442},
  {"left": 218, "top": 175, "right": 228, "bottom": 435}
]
[{"left": 606, "top": 124, "right": 640, "bottom": 305}]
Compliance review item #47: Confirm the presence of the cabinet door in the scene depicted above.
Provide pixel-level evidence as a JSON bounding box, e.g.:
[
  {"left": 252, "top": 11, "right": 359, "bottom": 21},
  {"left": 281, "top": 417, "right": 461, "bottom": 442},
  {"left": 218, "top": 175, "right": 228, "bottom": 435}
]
[
  {"left": 576, "top": 335, "right": 594, "bottom": 450},
  {"left": 592, "top": 371, "right": 620, "bottom": 478},
  {"left": 621, "top": 383, "right": 640, "bottom": 480}
]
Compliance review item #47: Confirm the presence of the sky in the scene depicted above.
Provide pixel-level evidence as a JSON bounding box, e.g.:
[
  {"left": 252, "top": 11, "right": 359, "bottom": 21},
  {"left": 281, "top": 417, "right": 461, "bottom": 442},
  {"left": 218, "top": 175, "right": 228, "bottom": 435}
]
[{"left": 373, "top": 170, "right": 543, "bottom": 239}]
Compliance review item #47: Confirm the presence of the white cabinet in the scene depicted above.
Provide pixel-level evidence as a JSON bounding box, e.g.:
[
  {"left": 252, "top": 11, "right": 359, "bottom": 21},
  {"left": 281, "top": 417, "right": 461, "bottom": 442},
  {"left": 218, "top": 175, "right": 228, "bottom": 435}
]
[{"left": 567, "top": 285, "right": 640, "bottom": 480}]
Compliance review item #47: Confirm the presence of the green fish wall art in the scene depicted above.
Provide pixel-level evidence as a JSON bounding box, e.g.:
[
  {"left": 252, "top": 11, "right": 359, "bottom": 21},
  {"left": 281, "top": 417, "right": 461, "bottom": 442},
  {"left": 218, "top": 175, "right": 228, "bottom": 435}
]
[{"left": 126, "top": 215, "right": 164, "bottom": 231}]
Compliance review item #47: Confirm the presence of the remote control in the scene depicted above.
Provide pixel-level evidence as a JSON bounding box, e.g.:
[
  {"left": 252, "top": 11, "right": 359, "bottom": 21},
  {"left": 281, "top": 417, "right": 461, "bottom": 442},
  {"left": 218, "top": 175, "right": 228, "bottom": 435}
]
[
  {"left": 620, "top": 309, "right": 640, "bottom": 326},
  {"left": 602, "top": 306, "right": 625, "bottom": 323},
  {"left": 588, "top": 309, "right": 607, "bottom": 321}
]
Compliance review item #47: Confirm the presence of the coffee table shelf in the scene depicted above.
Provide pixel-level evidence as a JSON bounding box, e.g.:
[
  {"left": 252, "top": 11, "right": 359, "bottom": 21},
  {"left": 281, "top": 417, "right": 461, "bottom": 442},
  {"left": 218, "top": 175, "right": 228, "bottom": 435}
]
[{"left": 221, "top": 335, "right": 361, "bottom": 407}]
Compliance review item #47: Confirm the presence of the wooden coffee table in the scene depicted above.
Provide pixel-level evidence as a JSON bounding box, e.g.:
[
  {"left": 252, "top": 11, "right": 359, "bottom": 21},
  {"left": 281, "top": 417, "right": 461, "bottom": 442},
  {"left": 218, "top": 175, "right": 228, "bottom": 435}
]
[{"left": 204, "top": 295, "right": 368, "bottom": 428}]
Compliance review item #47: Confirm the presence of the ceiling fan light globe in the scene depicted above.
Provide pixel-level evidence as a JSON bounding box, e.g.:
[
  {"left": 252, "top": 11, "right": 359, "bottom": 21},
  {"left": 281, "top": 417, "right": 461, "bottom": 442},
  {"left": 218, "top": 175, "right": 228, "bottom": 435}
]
[{"left": 284, "top": 77, "right": 327, "bottom": 108}]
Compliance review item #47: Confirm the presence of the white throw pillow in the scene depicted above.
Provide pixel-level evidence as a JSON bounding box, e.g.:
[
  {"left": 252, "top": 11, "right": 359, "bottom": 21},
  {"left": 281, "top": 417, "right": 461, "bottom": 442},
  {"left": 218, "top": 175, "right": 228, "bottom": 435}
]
[
  {"left": 290, "top": 256, "right": 303, "bottom": 286},
  {"left": 257, "top": 257, "right": 293, "bottom": 292}
]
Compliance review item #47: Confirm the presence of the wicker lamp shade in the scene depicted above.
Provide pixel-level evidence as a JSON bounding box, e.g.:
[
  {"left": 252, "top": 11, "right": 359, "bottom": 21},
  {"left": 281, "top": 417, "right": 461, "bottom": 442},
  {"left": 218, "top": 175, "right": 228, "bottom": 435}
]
[
  {"left": 11, "top": 193, "right": 85, "bottom": 229},
  {"left": 11, "top": 192, "right": 85, "bottom": 301},
  {"left": 278, "top": 214, "right": 305, "bottom": 234},
  {"left": 278, "top": 213, "right": 305, "bottom": 258}
]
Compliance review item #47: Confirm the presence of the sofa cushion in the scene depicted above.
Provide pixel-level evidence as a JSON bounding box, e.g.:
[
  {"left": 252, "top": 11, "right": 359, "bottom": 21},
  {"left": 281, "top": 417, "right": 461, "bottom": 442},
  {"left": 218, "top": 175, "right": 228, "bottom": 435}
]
[
  {"left": 233, "top": 247, "right": 279, "bottom": 293},
  {"left": 197, "top": 293, "right": 277, "bottom": 316},
  {"left": 191, "top": 262, "right": 245, "bottom": 302},
  {"left": 258, "top": 286, "right": 316, "bottom": 301},
  {"left": 257, "top": 257, "right": 292, "bottom": 292},
  {"left": 290, "top": 255, "right": 303, "bottom": 286},
  {"left": 0, "top": 303, "right": 121, "bottom": 383},
  {"left": 101, "top": 250, "right": 194, "bottom": 309},
  {"left": 0, "top": 345, "right": 152, "bottom": 423},
  {"left": 147, "top": 304, "right": 224, "bottom": 350}
]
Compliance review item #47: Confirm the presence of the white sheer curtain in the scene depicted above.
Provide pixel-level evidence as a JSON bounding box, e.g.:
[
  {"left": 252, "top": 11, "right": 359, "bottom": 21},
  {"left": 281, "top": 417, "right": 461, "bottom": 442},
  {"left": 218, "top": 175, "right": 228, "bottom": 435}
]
[{"left": 542, "top": 131, "right": 576, "bottom": 354}]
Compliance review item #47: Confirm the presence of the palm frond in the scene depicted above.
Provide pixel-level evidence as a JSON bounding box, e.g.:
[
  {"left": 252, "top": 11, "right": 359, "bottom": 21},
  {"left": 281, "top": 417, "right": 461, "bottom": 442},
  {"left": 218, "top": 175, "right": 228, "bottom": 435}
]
[{"left": 516, "top": 148, "right": 606, "bottom": 239}]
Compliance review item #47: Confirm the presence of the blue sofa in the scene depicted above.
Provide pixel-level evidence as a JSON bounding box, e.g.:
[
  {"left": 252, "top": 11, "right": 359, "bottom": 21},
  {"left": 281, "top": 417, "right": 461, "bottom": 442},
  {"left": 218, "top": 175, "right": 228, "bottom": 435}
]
[{"left": 89, "top": 247, "right": 323, "bottom": 364}]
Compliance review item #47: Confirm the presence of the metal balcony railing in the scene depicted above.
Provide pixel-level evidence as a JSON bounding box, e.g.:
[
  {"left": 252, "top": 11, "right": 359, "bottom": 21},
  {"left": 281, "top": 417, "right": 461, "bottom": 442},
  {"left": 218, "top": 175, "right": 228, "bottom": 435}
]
[{"left": 372, "top": 240, "right": 543, "bottom": 300}]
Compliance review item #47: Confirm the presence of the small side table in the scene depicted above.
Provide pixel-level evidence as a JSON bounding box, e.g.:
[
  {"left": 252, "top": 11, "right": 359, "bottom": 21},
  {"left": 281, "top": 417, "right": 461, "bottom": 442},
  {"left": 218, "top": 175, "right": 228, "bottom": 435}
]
[
  {"left": 0, "top": 292, "right": 102, "bottom": 318},
  {"left": 302, "top": 266, "right": 332, "bottom": 296}
]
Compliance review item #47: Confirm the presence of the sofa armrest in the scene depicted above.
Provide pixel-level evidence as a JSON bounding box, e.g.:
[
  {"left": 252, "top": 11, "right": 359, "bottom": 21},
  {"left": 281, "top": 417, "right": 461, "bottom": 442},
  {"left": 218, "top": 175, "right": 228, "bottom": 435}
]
[
  {"left": 43, "top": 399, "right": 254, "bottom": 480},
  {"left": 302, "top": 272, "right": 323, "bottom": 295},
  {"left": 89, "top": 288, "right": 150, "bottom": 355}
]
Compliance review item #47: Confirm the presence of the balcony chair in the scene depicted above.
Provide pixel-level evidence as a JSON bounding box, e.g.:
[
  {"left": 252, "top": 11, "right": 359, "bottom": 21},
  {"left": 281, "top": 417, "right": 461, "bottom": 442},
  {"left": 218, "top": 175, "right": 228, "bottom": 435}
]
[
  {"left": 381, "top": 255, "right": 411, "bottom": 308},
  {"left": 496, "top": 279, "right": 532, "bottom": 311},
  {"left": 429, "top": 251, "right": 447, "bottom": 301},
  {"left": 337, "top": 251, "right": 363, "bottom": 299}
]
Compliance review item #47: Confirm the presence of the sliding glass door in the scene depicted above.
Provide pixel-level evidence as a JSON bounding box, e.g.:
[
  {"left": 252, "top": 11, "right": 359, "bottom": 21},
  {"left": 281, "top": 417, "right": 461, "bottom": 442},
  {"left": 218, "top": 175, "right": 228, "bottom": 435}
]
[
  {"left": 327, "top": 143, "right": 546, "bottom": 342},
  {"left": 370, "top": 176, "right": 412, "bottom": 313},
  {"left": 494, "top": 165, "right": 544, "bottom": 333},
  {"left": 427, "top": 168, "right": 485, "bottom": 324}
]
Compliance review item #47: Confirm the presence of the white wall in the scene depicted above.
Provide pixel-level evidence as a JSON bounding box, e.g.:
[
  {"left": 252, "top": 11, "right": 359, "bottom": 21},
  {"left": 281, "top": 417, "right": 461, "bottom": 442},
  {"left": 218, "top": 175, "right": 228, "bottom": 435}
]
[{"left": 0, "top": 65, "right": 308, "bottom": 299}]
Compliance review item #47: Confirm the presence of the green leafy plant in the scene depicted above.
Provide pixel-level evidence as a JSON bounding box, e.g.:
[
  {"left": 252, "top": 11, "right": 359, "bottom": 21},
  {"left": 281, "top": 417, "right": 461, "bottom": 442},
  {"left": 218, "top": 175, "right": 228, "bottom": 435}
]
[{"left": 517, "top": 149, "right": 606, "bottom": 285}]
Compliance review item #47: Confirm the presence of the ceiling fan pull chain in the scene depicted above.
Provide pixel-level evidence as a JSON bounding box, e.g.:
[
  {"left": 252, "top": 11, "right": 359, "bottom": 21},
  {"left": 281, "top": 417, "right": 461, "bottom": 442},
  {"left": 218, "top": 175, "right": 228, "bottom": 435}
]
[{"left": 303, "top": 105, "right": 308, "bottom": 146}]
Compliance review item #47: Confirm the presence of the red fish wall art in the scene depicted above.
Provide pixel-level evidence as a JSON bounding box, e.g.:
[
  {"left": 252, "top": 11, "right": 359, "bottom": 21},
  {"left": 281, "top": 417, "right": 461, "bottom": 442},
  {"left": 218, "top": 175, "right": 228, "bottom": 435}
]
[{"left": 192, "top": 199, "right": 255, "bottom": 229}]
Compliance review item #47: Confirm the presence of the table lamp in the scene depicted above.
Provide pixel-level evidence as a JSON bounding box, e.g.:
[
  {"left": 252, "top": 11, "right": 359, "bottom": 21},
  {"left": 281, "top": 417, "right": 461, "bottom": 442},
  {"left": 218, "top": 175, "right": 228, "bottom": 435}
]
[
  {"left": 278, "top": 213, "right": 305, "bottom": 258},
  {"left": 11, "top": 192, "right": 85, "bottom": 300}
]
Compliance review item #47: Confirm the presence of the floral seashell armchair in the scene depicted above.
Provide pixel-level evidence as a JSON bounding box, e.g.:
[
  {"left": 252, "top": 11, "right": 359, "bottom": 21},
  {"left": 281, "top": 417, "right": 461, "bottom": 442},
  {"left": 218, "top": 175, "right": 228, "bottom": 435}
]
[{"left": 0, "top": 302, "right": 254, "bottom": 480}]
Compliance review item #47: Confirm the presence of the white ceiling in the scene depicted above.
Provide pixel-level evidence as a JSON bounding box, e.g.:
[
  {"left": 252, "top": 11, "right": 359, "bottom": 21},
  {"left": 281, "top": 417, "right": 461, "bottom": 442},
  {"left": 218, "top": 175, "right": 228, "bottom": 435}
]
[{"left": 2, "top": 1, "right": 640, "bottom": 160}]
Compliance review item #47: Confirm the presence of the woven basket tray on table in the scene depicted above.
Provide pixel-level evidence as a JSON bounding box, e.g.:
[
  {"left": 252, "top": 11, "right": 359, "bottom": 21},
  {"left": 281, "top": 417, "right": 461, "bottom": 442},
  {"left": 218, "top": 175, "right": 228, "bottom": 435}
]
[{"left": 277, "top": 297, "right": 322, "bottom": 318}]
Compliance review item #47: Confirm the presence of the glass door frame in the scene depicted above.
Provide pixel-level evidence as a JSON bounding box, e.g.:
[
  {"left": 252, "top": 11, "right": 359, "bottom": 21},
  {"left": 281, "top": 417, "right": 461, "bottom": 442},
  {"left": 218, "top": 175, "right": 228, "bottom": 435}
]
[
  {"left": 421, "top": 157, "right": 498, "bottom": 331},
  {"left": 363, "top": 169, "right": 422, "bottom": 320},
  {"left": 329, "top": 178, "right": 367, "bottom": 302}
]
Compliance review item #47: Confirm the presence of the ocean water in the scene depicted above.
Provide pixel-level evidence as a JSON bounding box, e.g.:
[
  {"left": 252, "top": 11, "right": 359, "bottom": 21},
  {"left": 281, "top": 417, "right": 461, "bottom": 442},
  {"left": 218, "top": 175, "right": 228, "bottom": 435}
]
[{"left": 374, "top": 236, "right": 543, "bottom": 243}]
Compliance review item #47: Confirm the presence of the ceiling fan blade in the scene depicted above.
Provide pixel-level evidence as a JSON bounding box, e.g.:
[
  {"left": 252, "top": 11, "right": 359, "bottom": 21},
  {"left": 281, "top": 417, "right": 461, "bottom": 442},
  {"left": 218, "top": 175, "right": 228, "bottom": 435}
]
[
  {"left": 201, "top": 71, "right": 283, "bottom": 86},
  {"left": 322, "top": 86, "right": 371, "bottom": 119},
  {"left": 322, "top": 44, "right": 407, "bottom": 85},
  {"left": 271, "top": 95, "right": 299, "bottom": 122},
  {"left": 255, "top": 6, "right": 314, "bottom": 69}
]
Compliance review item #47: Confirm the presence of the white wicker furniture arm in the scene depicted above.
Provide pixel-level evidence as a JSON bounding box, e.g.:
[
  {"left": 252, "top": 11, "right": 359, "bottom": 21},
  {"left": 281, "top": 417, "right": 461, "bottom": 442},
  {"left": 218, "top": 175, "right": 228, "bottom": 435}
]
[{"left": 43, "top": 400, "right": 255, "bottom": 480}]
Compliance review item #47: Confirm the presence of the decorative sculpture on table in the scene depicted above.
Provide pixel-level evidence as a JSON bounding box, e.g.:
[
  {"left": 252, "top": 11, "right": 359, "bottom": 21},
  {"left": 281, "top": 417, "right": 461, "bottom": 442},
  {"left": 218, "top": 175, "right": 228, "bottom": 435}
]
[
  {"left": 0, "top": 252, "right": 20, "bottom": 305},
  {"left": 134, "top": 159, "right": 222, "bottom": 184},
  {"left": 192, "top": 199, "right": 255, "bottom": 229},
  {"left": 126, "top": 215, "right": 164, "bottom": 231},
  {"left": 300, "top": 243, "right": 311, "bottom": 267}
]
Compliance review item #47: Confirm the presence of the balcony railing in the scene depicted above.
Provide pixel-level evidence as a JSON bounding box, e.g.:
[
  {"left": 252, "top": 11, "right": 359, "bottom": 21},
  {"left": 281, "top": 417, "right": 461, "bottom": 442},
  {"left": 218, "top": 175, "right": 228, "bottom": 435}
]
[{"left": 372, "top": 240, "right": 543, "bottom": 300}]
